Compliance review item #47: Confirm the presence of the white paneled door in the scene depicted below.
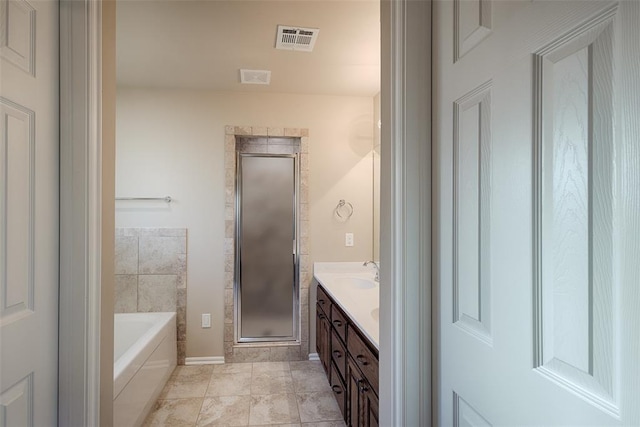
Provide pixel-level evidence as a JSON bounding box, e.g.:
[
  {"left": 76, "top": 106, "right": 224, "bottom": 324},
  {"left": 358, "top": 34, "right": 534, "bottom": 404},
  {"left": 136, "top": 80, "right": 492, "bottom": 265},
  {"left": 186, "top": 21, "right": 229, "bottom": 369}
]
[
  {"left": 434, "top": 0, "right": 639, "bottom": 425},
  {"left": 0, "top": 0, "right": 59, "bottom": 425}
]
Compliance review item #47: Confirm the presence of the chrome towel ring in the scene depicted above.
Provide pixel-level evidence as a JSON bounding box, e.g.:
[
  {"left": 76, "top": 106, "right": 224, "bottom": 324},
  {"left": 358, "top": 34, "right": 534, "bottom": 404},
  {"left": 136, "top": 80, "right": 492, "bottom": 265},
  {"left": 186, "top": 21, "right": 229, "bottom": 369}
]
[{"left": 334, "top": 199, "right": 354, "bottom": 221}]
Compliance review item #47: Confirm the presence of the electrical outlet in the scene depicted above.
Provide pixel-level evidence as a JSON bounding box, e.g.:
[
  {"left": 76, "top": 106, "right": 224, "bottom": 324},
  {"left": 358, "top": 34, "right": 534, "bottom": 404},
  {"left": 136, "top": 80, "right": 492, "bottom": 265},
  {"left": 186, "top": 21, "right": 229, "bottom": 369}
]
[
  {"left": 345, "top": 233, "right": 354, "bottom": 247},
  {"left": 201, "top": 313, "right": 211, "bottom": 328}
]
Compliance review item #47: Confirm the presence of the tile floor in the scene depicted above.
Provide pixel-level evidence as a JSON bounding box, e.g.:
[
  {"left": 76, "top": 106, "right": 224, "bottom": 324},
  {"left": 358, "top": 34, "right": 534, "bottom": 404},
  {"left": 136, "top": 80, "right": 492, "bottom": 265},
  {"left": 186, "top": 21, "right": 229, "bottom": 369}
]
[{"left": 143, "top": 361, "right": 347, "bottom": 427}]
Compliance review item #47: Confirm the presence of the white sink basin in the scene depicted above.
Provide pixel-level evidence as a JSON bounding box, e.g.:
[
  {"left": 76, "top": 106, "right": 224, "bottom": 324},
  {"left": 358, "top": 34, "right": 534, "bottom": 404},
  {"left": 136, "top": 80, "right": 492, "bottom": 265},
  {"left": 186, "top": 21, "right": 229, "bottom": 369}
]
[
  {"left": 334, "top": 277, "right": 377, "bottom": 289},
  {"left": 371, "top": 308, "right": 379, "bottom": 322}
]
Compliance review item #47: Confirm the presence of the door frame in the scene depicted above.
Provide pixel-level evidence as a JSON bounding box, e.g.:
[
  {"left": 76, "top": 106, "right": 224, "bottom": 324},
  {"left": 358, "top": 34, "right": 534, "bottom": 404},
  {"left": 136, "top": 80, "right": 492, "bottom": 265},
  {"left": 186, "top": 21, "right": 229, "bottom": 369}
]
[
  {"left": 60, "top": 0, "right": 433, "bottom": 425},
  {"left": 58, "top": 0, "right": 115, "bottom": 426},
  {"left": 380, "top": 0, "right": 432, "bottom": 425}
]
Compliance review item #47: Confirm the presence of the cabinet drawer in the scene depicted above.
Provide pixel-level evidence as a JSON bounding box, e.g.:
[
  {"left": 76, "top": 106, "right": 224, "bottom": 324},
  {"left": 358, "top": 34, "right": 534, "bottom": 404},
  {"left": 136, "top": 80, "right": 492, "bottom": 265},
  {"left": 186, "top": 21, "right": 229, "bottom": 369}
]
[
  {"left": 330, "top": 363, "right": 346, "bottom": 419},
  {"left": 347, "top": 325, "right": 379, "bottom": 394},
  {"left": 317, "top": 286, "right": 331, "bottom": 315},
  {"left": 330, "top": 304, "right": 347, "bottom": 343},
  {"left": 331, "top": 328, "right": 347, "bottom": 381}
]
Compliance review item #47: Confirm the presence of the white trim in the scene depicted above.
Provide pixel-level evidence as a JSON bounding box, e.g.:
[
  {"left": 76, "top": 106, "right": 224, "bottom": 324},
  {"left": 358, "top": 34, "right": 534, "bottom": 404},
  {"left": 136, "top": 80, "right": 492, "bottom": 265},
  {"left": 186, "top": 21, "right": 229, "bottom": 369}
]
[
  {"left": 308, "top": 353, "right": 320, "bottom": 361},
  {"left": 380, "top": 0, "right": 432, "bottom": 425},
  {"left": 185, "top": 356, "right": 225, "bottom": 365},
  {"left": 59, "top": 1, "right": 103, "bottom": 425}
]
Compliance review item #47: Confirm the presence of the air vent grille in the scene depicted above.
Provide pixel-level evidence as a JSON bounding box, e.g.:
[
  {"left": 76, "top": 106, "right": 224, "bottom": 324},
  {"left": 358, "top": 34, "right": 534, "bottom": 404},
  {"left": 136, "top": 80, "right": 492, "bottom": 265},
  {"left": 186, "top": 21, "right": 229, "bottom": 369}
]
[
  {"left": 275, "top": 25, "right": 319, "bottom": 52},
  {"left": 239, "top": 69, "right": 271, "bottom": 85}
]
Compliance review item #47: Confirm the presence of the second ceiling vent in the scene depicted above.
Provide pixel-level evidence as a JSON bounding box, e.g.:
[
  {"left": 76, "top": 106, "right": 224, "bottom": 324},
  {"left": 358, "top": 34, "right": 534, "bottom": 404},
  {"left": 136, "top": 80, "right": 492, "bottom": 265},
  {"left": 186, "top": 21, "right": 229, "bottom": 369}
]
[{"left": 275, "top": 25, "right": 319, "bottom": 52}]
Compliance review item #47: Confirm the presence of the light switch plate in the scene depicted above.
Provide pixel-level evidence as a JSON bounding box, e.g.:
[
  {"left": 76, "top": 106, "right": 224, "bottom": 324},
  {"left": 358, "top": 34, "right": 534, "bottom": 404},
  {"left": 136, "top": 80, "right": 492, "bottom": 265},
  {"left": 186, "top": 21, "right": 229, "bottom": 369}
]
[
  {"left": 345, "top": 233, "right": 354, "bottom": 247},
  {"left": 202, "top": 313, "right": 211, "bottom": 328}
]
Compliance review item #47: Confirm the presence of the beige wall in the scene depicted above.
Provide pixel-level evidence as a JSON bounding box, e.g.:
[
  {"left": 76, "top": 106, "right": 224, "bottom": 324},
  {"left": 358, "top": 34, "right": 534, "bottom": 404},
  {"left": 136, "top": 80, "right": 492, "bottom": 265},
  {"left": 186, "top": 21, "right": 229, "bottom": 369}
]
[
  {"left": 115, "top": 88, "right": 375, "bottom": 358},
  {"left": 373, "top": 92, "right": 381, "bottom": 261}
]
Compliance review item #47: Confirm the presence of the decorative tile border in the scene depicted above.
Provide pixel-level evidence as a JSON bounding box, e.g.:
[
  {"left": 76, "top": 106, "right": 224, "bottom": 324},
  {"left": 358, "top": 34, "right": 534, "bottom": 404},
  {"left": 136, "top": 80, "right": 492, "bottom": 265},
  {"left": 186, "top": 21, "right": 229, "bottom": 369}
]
[
  {"left": 115, "top": 227, "right": 188, "bottom": 364},
  {"left": 224, "top": 126, "right": 310, "bottom": 362}
]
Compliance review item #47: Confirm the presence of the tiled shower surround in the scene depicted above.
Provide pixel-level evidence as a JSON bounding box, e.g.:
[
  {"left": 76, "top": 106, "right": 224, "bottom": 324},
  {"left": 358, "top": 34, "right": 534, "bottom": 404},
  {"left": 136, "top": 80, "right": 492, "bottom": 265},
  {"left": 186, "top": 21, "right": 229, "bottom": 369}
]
[
  {"left": 224, "top": 125, "right": 311, "bottom": 362},
  {"left": 115, "top": 227, "right": 188, "bottom": 364}
]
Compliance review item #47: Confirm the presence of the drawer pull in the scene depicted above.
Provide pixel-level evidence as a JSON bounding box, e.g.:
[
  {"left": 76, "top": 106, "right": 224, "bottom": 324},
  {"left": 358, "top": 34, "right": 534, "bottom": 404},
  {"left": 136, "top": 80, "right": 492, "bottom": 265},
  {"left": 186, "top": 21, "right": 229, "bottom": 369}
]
[
  {"left": 319, "top": 313, "right": 326, "bottom": 320},
  {"left": 332, "top": 385, "right": 342, "bottom": 394},
  {"left": 333, "top": 350, "right": 342, "bottom": 358},
  {"left": 333, "top": 319, "right": 343, "bottom": 327},
  {"left": 318, "top": 299, "right": 325, "bottom": 304},
  {"left": 356, "top": 355, "right": 369, "bottom": 366}
]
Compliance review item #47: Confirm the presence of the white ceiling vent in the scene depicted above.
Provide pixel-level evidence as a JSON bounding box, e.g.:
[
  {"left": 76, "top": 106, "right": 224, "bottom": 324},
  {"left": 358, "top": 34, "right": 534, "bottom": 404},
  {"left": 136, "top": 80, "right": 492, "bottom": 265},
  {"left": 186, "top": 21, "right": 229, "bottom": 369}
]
[
  {"left": 239, "top": 69, "right": 271, "bottom": 85},
  {"left": 275, "top": 25, "right": 319, "bottom": 52}
]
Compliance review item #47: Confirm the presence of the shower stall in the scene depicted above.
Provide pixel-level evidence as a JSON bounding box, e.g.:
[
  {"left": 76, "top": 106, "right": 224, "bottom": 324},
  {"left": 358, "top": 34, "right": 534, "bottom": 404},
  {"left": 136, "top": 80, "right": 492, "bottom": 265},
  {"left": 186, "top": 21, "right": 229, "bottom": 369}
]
[{"left": 235, "top": 152, "right": 299, "bottom": 342}]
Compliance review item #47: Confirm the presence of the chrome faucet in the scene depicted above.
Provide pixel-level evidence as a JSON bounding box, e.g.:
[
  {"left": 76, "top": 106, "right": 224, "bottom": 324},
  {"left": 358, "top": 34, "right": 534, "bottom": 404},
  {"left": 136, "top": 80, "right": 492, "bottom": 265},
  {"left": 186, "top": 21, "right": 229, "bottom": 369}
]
[{"left": 363, "top": 261, "right": 379, "bottom": 282}]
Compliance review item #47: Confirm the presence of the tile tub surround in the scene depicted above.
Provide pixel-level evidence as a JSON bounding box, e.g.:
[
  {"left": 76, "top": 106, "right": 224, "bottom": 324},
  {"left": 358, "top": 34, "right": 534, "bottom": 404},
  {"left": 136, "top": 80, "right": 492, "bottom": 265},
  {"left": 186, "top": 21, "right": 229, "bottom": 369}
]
[
  {"left": 224, "top": 126, "right": 310, "bottom": 362},
  {"left": 313, "top": 262, "right": 380, "bottom": 349},
  {"left": 115, "top": 227, "right": 188, "bottom": 364},
  {"left": 143, "top": 361, "right": 346, "bottom": 426}
]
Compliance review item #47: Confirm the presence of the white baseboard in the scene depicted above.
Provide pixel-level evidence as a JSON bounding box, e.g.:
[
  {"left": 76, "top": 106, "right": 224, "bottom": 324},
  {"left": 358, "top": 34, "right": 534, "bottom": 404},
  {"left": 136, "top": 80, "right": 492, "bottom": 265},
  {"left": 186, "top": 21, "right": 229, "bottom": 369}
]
[
  {"left": 185, "top": 356, "right": 225, "bottom": 365},
  {"left": 308, "top": 353, "right": 320, "bottom": 361}
]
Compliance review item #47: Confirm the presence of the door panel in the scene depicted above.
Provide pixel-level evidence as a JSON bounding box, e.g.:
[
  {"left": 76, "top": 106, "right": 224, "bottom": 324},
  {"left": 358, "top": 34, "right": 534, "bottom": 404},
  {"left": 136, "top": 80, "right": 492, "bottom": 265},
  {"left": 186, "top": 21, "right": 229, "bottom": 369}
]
[
  {"left": 434, "top": 0, "right": 639, "bottom": 425},
  {"left": 0, "top": 0, "right": 59, "bottom": 424}
]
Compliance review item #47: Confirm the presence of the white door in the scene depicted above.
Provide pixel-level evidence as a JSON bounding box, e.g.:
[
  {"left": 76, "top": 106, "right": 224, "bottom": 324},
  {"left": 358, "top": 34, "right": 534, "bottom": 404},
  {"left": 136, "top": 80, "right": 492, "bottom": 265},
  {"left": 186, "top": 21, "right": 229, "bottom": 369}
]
[
  {"left": 0, "top": 0, "right": 59, "bottom": 425},
  {"left": 434, "top": 0, "right": 639, "bottom": 425}
]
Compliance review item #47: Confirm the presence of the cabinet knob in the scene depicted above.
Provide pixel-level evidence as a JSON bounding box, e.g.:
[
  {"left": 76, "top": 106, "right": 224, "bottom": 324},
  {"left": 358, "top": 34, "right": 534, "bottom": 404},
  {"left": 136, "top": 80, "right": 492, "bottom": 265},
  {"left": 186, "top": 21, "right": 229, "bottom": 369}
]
[
  {"left": 356, "top": 355, "right": 369, "bottom": 366},
  {"left": 333, "top": 350, "right": 342, "bottom": 358},
  {"left": 332, "top": 385, "right": 342, "bottom": 394}
]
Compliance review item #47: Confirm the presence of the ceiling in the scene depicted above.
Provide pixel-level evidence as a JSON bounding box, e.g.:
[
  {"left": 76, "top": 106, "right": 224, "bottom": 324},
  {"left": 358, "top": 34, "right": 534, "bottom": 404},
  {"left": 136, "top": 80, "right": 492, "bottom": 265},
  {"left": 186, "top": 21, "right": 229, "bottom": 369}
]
[{"left": 116, "top": 0, "right": 381, "bottom": 97}]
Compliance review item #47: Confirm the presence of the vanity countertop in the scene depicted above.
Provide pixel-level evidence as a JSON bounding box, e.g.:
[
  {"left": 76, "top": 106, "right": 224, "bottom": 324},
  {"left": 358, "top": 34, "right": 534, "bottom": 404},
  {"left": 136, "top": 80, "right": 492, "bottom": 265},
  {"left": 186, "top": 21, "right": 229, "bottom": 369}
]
[{"left": 313, "top": 262, "right": 380, "bottom": 349}]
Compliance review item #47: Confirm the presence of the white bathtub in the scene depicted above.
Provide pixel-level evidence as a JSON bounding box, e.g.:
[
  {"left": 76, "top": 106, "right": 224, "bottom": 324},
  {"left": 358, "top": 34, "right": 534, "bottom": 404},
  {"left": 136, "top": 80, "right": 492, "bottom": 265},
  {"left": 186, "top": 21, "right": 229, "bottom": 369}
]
[{"left": 113, "top": 312, "right": 177, "bottom": 427}]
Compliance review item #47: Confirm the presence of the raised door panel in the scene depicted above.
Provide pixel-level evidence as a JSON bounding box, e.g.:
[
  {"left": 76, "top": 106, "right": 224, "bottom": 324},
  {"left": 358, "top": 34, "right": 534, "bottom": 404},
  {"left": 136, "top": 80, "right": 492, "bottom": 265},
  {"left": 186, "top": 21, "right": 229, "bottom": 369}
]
[
  {"left": 0, "top": 374, "right": 33, "bottom": 426},
  {"left": 330, "top": 363, "right": 346, "bottom": 419},
  {"left": 0, "top": 0, "right": 35, "bottom": 75},
  {"left": 533, "top": 6, "right": 618, "bottom": 415},
  {"left": 346, "top": 357, "right": 362, "bottom": 427},
  {"left": 454, "top": 0, "right": 492, "bottom": 61},
  {"left": 453, "top": 392, "right": 492, "bottom": 427},
  {"left": 361, "top": 383, "right": 379, "bottom": 427},
  {"left": 453, "top": 81, "right": 492, "bottom": 345},
  {"left": 0, "top": 99, "right": 35, "bottom": 322},
  {"left": 316, "top": 304, "right": 331, "bottom": 374}
]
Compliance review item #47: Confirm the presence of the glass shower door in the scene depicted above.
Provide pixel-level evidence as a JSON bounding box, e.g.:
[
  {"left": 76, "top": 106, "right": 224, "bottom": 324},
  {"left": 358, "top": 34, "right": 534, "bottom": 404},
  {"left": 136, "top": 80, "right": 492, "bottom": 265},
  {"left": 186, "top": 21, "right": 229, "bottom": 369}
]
[{"left": 236, "top": 154, "right": 298, "bottom": 342}]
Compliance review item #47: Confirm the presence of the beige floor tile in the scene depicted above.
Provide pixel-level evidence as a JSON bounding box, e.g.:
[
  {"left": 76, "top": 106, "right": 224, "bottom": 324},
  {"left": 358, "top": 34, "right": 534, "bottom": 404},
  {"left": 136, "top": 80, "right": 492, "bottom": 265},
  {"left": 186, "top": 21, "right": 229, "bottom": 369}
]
[
  {"left": 288, "top": 361, "right": 323, "bottom": 373},
  {"left": 252, "top": 362, "right": 290, "bottom": 374},
  {"left": 197, "top": 395, "right": 251, "bottom": 426},
  {"left": 249, "top": 394, "right": 300, "bottom": 425},
  {"left": 213, "top": 363, "right": 253, "bottom": 375},
  {"left": 161, "top": 374, "right": 211, "bottom": 399},
  {"left": 143, "top": 398, "right": 203, "bottom": 427},
  {"left": 301, "top": 422, "right": 346, "bottom": 427},
  {"left": 251, "top": 371, "right": 294, "bottom": 395},
  {"left": 172, "top": 365, "right": 214, "bottom": 380},
  {"left": 207, "top": 372, "right": 252, "bottom": 396},
  {"left": 291, "top": 370, "right": 331, "bottom": 393},
  {"left": 296, "top": 392, "right": 343, "bottom": 423}
]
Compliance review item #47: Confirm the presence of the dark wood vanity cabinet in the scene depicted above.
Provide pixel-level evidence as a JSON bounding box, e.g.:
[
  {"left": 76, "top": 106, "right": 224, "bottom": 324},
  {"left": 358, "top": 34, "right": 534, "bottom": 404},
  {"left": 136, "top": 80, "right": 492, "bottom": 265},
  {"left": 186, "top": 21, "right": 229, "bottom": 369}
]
[{"left": 316, "top": 284, "right": 379, "bottom": 427}]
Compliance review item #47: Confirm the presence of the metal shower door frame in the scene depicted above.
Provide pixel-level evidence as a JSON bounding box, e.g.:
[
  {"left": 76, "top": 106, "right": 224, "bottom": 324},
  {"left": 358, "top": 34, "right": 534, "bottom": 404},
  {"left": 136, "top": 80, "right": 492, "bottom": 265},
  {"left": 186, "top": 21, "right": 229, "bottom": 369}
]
[{"left": 234, "top": 152, "right": 300, "bottom": 343}]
